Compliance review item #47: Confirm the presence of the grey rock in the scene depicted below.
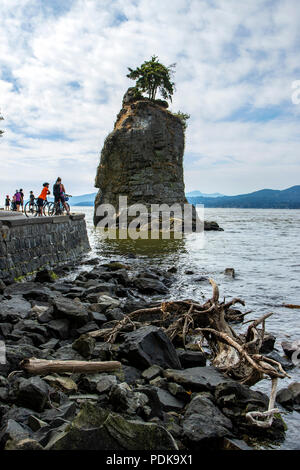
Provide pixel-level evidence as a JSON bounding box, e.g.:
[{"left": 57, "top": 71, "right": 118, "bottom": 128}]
[
  {"left": 109, "top": 382, "right": 148, "bottom": 415},
  {"left": 96, "top": 375, "right": 118, "bottom": 394},
  {"left": 142, "top": 365, "right": 163, "bottom": 381},
  {"left": 17, "top": 377, "right": 50, "bottom": 412},
  {"left": 76, "top": 321, "right": 99, "bottom": 335},
  {"left": 224, "top": 268, "right": 235, "bottom": 278},
  {"left": 176, "top": 349, "right": 206, "bottom": 368},
  {"left": 259, "top": 333, "right": 276, "bottom": 354},
  {"left": 0, "top": 419, "right": 30, "bottom": 447},
  {"left": 163, "top": 366, "right": 233, "bottom": 392},
  {"left": 5, "top": 437, "right": 44, "bottom": 450},
  {"left": 53, "top": 297, "right": 90, "bottom": 325},
  {"left": 105, "top": 307, "right": 124, "bottom": 321},
  {"left": 46, "top": 402, "right": 178, "bottom": 450},
  {"left": 40, "top": 338, "right": 60, "bottom": 350},
  {"left": 47, "top": 319, "right": 70, "bottom": 339},
  {"left": 132, "top": 276, "right": 168, "bottom": 295},
  {"left": 156, "top": 388, "right": 185, "bottom": 412},
  {"left": 281, "top": 340, "right": 299, "bottom": 359},
  {"left": 119, "top": 325, "right": 181, "bottom": 370},
  {"left": 72, "top": 335, "right": 96, "bottom": 358},
  {"left": 0, "top": 296, "right": 31, "bottom": 321},
  {"left": 182, "top": 394, "right": 232, "bottom": 449},
  {"left": 89, "top": 311, "right": 107, "bottom": 325}
]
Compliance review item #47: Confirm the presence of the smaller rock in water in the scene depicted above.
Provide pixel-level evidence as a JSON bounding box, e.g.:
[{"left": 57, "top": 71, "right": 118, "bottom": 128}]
[
  {"left": 224, "top": 268, "right": 235, "bottom": 278},
  {"left": 281, "top": 340, "right": 300, "bottom": 360},
  {"left": 276, "top": 382, "right": 300, "bottom": 411}
]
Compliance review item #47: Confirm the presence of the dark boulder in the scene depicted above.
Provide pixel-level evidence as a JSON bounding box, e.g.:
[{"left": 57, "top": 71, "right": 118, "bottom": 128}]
[
  {"left": 176, "top": 349, "right": 206, "bottom": 368},
  {"left": 276, "top": 382, "right": 300, "bottom": 411},
  {"left": 132, "top": 277, "right": 168, "bottom": 295},
  {"left": 118, "top": 326, "right": 181, "bottom": 370},
  {"left": 17, "top": 377, "right": 50, "bottom": 412},
  {"left": 182, "top": 393, "right": 233, "bottom": 449},
  {"left": 0, "top": 296, "right": 31, "bottom": 321},
  {"left": 163, "top": 366, "right": 233, "bottom": 393},
  {"left": 53, "top": 297, "right": 90, "bottom": 326},
  {"left": 46, "top": 402, "right": 178, "bottom": 450}
]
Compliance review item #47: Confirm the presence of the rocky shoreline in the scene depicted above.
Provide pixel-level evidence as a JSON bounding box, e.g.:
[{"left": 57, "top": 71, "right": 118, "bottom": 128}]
[{"left": 0, "top": 259, "right": 298, "bottom": 451}]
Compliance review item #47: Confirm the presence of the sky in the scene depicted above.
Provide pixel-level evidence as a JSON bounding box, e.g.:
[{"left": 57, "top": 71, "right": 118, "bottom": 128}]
[{"left": 0, "top": 0, "right": 300, "bottom": 198}]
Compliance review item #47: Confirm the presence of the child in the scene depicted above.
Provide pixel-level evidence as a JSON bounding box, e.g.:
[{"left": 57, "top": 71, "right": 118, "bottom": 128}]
[
  {"left": 29, "top": 191, "right": 35, "bottom": 208},
  {"left": 11, "top": 194, "right": 16, "bottom": 211},
  {"left": 37, "top": 183, "right": 50, "bottom": 216},
  {"left": 5, "top": 195, "right": 10, "bottom": 210}
]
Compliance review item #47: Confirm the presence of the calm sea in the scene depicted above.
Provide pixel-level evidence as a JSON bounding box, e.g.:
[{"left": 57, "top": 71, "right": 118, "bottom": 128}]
[{"left": 73, "top": 206, "right": 300, "bottom": 449}]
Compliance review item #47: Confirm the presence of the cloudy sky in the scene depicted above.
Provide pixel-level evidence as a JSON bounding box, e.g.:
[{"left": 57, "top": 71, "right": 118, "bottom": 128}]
[{"left": 0, "top": 0, "right": 299, "bottom": 199}]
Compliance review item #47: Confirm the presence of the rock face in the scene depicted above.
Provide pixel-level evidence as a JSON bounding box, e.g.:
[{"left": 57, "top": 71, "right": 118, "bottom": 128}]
[{"left": 94, "top": 89, "right": 190, "bottom": 227}]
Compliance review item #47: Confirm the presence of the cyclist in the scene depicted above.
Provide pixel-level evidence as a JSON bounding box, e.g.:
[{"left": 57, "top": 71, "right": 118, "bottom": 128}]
[
  {"left": 37, "top": 183, "right": 50, "bottom": 216},
  {"left": 5, "top": 195, "right": 10, "bottom": 210},
  {"left": 53, "top": 177, "right": 70, "bottom": 215}
]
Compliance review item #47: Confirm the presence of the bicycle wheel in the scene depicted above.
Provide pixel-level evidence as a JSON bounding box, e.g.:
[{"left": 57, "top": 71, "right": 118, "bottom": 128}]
[
  {"left": 47, "top": 202, "right": 55, "bottom": 216},
  {"left": 24, "top": 201, "right": 31, "bottom": 217},
  {"left": 25, "top": 201, "right": 38, "bottom": 217}
]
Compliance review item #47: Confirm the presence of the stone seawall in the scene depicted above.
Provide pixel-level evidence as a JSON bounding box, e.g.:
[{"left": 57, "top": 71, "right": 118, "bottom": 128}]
[{"left": 0, "top": 212, "right": 90, "bottom": 283}]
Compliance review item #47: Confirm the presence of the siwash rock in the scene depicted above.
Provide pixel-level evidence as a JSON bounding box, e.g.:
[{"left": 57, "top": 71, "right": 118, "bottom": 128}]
[{"left": 94, "top": 88, "right": 222, "bottom": 231}]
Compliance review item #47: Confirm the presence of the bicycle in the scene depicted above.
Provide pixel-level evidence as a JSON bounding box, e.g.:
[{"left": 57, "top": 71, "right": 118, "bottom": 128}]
[
  {"left": 25, "top": 198, "right": 52, "bottom": 217},
  {"left": 48, "top": 195, "right": 71, "bottom": 216},
  {"left": 24, "top": 199, "right": 38, "bottom": 217}
]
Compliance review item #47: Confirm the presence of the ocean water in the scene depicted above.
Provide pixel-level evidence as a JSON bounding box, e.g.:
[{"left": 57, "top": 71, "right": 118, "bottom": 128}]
[{"left": 73, "top": 206, "right": 300, "bottom": 449}]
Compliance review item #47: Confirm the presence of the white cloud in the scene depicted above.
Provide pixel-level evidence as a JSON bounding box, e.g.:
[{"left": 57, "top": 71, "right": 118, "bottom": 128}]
[{"left": 0, "top": 0, "right": 299, "bottom": 199}]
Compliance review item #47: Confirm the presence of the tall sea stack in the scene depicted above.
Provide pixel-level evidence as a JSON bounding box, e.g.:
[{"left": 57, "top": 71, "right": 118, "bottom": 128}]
[{"left": 94, "top": 88, "right": 222, "bottom": 231}]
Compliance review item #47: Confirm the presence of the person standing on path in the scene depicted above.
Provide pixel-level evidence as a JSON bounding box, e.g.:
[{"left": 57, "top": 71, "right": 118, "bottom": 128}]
[
  {"left": 5, "top": 195, "right": 10, "bottom": 210},
  {"left": 14, "top": 190, "right": 21, "bottom": 212},
  {"left": 20, "top": 189, "right": 24, "bottom": 212},
  {"left": 53, "top": 177, "right": 70, "bottom": 215}
]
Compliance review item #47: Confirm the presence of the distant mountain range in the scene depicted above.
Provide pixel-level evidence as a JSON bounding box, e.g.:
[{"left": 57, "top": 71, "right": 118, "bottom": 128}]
[
  {"left": 71, "top": 191, "right": 225, "bottom": 206},
  {"left": 71, "top": 193, "right": 97, "bottom": 206},
  {"left": 187, "top": 186, "right": 300, "bottom": 209},
  {"left": 70, "top": 186, "right": 300, "bottom": 209},
  {"left": 186, "top": 191, "right": 224, "bottom": 198}
]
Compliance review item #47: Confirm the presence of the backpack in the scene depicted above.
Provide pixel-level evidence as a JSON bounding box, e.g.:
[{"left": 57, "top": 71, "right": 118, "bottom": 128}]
[{"left": 53, "top": 183, "right": 61, "bottom": 197}]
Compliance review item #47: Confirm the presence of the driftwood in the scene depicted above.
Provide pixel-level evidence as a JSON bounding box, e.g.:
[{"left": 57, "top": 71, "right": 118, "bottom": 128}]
[
  {"left": 85, "top": 278, "right": 290, "bottom": 428},
  {"left": 20, "top": 358, "right": 121, "bottom": 374}
]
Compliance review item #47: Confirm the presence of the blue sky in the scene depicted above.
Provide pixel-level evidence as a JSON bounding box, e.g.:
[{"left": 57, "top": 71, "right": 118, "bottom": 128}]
[{"left": 0, "top": 0, "right": 300, "bottom": 198}]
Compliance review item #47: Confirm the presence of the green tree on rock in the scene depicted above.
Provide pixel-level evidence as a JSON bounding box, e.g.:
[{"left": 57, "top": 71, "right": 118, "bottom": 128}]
[{"left": 127, "top": 55, "right": 176, "bottom": 102}]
